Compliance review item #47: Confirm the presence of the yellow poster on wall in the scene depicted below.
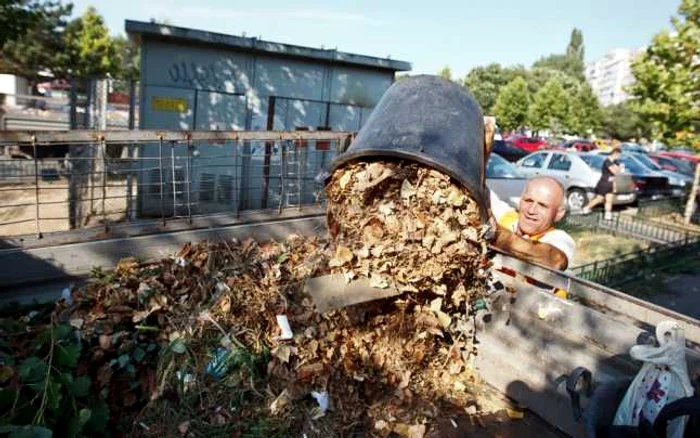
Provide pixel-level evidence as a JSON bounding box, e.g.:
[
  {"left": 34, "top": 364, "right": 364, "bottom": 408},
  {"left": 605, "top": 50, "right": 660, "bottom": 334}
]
[{"left": 152, "top": 97, "right": 188, "bottom": 112}]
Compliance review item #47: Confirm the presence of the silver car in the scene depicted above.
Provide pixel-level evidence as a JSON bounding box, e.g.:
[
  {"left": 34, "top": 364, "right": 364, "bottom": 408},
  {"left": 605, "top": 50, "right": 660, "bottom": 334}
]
[
  {"left": 515, "top": 150, "right": 636, "bottom": 211},
  {"left": 486, "top": 153, "right": 526, "bottom": 207}
]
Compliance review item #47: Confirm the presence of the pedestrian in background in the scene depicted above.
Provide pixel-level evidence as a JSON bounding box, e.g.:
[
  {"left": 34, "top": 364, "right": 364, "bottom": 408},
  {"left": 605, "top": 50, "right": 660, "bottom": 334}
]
[{"left": 583, "top": 147, "right": 623, "bottom": 220}]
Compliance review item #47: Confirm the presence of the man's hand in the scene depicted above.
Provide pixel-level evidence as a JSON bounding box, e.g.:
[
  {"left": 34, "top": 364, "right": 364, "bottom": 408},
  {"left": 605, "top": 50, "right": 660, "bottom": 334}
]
[{"left": 491, "top": 225, "right": 568, "bottom": 270}]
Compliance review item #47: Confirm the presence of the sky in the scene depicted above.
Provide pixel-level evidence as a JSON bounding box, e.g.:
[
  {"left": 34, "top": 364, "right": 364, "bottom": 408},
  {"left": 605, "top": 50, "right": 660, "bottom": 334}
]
[{"left": 70, "top": 0, "right": 679, "bottom": 78}]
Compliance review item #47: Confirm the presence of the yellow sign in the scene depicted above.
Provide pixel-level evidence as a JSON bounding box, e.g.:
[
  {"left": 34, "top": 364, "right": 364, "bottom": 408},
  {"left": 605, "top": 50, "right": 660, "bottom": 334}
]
[{"left": 152, "top": 96, "right": 188, "bottom": 112}]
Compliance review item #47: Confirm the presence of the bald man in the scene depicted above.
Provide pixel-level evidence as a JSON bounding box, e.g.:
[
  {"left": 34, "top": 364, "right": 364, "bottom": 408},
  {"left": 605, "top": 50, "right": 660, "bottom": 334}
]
[{"left": 489, "top": 176, "right": 575, "bottom": 270}]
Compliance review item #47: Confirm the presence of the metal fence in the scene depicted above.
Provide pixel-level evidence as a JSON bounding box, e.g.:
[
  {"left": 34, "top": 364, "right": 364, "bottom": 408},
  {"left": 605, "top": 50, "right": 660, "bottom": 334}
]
[
  {"left": 562, "top": 211, "right": 694, "bottom": 244},
  {"left": 1, "top": 78, "right": 138, "bottom": 131},
  {"left": 0, "top": 130, "right": 353, "bottom": 239},
  {"left": 570, "top": 236, "right": 700, "bottom": 287}
]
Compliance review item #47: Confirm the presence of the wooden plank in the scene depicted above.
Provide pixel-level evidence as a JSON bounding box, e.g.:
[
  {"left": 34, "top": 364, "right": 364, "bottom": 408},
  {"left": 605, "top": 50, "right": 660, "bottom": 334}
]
[{"left": 304, "top": 275, "right": 401, "bottom": 313}]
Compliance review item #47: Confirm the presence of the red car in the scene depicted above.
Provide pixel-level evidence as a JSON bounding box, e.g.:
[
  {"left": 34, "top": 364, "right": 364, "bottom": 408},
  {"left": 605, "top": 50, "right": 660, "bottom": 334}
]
[
  {"left": 657, "top": 151, "right": 698, "bottom": 165},
  {"left": 508, "top": 136, "right": 546, "bottom": 153}
]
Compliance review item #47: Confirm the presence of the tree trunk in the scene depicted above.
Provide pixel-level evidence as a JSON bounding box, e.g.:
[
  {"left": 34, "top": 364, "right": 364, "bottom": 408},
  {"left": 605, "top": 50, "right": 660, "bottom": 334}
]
[{"left": 684, "top": 162, "right": 700, "bottom": 225}]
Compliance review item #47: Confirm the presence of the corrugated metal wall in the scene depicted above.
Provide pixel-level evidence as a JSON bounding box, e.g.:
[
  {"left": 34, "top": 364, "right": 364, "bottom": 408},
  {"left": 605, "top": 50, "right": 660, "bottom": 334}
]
[{"left": 138, "top": 39, "right": 393, "bottom": 216}]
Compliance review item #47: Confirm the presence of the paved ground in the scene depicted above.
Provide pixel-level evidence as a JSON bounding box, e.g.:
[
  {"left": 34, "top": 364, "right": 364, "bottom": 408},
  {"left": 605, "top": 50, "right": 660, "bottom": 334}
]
[{"left": 646, "top": 272, "right": 700, "bottom": 320}]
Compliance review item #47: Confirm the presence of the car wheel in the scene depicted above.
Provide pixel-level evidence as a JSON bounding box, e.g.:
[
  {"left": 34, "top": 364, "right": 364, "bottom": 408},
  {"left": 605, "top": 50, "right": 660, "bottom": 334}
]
[{"left": 567, "top": 188, "right": 587, "bottom": 212}]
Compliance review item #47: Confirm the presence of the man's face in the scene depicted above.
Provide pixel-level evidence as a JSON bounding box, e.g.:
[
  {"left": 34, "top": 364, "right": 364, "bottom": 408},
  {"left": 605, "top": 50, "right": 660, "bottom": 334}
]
[{"left": 517, "top": 180, "right": 564, "bottom": 236}]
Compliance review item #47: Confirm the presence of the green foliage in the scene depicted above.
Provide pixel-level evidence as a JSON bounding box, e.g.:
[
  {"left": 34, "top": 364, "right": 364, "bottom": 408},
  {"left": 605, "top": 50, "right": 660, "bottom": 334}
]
[
  {"left": 528, "top": 77, "right": 571, "bottom": 135},
  {"left": 568, "top": 82, "right": 603, "bottom": 136},
  {"left": 64, "top": 6, "right": 120, "bottom": 78},
  {"left": 438, "top": 65, "right": 453, "bottom": 81},
  {"left": 112, "top": 35, "right": 140, "bottom": 81},
  {"left": 533, "top": 28, "right": 586, "bottom": 80},
  {"left": 567, "top": 28, "right": 585, "bottom": 62},
  {"left": 599, "top": 102, "right": 651, "bottom": 140},
  {"left": 0, "top": 1, "right": 72, "bottom": 81},
  {"left": 628, "top": 0, "right": 700, "bottom": 149},
  {"left": 463, "top": 63, "right": 528, "bottom": 114},
  {"left": 0, "top": 322, "right": 108, "bottom": 437},
  {"left": 493, "top": 77, "right": 530, "bottom": 132}
]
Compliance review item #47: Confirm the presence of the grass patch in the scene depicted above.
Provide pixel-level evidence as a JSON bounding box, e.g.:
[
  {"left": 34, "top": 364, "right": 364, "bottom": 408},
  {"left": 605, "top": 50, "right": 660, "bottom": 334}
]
[{"left": 564, "top": 226, "right": 652, "bottom": 267}]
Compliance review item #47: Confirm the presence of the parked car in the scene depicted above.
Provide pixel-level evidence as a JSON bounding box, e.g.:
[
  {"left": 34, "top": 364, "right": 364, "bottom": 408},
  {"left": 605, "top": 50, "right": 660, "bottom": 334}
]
[
  {"left": 491, "top": 140, "right": 528, "bottom": 162},
  {"left": 657, "top": 151, "right": 699, "bottom": 166},
  {"left": 560, "top": 140, "right": 597, "bottom": 152},
  {"left": 648, "top": 154, "right": 696, "bottom": 177},
  {"left": 620, "top": 142, "right": 647, "bottom": 154},
  {"left": 514, "top": 150, "right": 636, "bottom": 211},
  {"left": 485, "top": 153, "right": 526, "bottom": 207},
  {"left": 625, "top": 152, "right": 691, "bottom": 197},
  {"left": 507, "top": 135, "right": 546, "bottom": 153},
  {"left": 594, "top": 153, "right": 671, "bottom": 200}
]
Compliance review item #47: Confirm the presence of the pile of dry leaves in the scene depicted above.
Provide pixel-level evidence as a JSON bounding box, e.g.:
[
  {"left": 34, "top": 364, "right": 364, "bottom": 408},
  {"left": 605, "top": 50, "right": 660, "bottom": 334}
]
[{"left": 2, "top": 160, "right": 501, "bottom": 437}]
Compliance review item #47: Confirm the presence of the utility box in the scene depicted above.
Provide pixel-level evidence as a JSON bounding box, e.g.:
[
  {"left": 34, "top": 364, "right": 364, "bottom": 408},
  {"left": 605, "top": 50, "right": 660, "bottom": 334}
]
[{"left": 126, "top": 21, "right": 411, "bottom": 217}]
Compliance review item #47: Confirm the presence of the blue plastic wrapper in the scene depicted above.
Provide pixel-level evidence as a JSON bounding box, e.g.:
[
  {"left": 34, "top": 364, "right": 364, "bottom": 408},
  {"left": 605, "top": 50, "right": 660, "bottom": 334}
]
[{"left": 205, "top": 347, "right": 231, "bottom": 380}]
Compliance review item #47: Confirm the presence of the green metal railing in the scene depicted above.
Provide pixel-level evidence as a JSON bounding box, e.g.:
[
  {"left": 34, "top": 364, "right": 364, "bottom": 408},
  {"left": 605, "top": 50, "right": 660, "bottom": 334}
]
[{"left": 570, "top": 236, "right": 700, "bottom": 287}]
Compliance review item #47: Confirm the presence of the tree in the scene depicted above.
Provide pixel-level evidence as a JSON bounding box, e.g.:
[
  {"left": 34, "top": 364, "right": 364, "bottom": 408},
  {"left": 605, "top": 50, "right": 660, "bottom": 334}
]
[
  {"left": 628, "top": 0, "right": 700, "bottom": 150},
  {"left": 568, "top": 82, "right": 602, "bottom": 136},
  {"left": 463, "top": 63, "right": 527, "bottom": 114},
  {"left": 599, "top": 102, "right": 651, "bottom": 140},
  {"left": 566, "top": 28, "right": 584, "bottom": 62},
  {"left": 113, "top": 35, "right": 140, "bottom": 80},
  {"left": 0, "top": 1, "right": 73, "bottom": 83},
  {"left": 532, "top": 28, "right": 585, "bottom": 81},
  {"left": 438, "top": 65, "right": 453, "bottom": 81},
  {"left": 528, "top": 77, "right": 571, "bottom": 135},
  {"left": 64, "top": 6, "right": 120, "bottom": 78},
  {"left": 493, "top": 77, "right": 530, "bottom": 133}
]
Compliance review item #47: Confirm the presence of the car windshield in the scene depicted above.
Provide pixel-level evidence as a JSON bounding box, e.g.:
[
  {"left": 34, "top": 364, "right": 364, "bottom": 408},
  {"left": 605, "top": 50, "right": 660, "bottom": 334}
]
[
  {"left": 667, "top": 158, "right": 695, "bottom": 175},
  {"left": 579, "top": 154, "right": 604, "bottom": 170},
  {"left": 618, "top": 156, "right": 648, "bottom": 174},
  {"left": 630, "top": 153, "right": 662, "bottom": 171},
  {"left": 487, "top": 153, "right": 523, "bottom": 179}
]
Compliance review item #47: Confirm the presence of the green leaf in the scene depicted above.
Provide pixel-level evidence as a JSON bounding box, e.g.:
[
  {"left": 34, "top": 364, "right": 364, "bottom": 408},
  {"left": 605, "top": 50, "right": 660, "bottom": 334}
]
[
  {"left": 54, "top": 344, "right": 81, "bottom": 368},
  {"left": 276, "top": 253, "right": 290, "bottom": 263},
  {"left": 46, "top": 379, "right": 63, "bottom": 411},
  {"left": 52, "top": 324, "right": 71, "bottom": 341},
  {"left": 132, "top": 347, "right": 146, "bottom": 363},
  {"left": 17, "top": 357, "right": 47, "bottom": 383},
  {"left": 118, "top": 354, "right": 130, "bottom": 368},
  {"left": 66, "top": 408, "right": 92, "bottom": 438},
  {"left": 170, "top": 339, "right": 187, "bottom": 354},
  {"left": 3, "top": 425, "right": 53, "bottom": 438},
  {"left": 71, "top": 376, "right": 91, "bottom": 398},
  {"left": 83, "top": 402, "right": 109, "bottom": 435}
]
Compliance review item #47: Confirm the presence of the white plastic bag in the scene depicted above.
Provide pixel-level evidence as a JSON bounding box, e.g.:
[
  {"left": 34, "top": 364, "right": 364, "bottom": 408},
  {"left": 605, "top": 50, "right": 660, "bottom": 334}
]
[{"left": 613, "top": 321, "right": 694, "bottom": 438}]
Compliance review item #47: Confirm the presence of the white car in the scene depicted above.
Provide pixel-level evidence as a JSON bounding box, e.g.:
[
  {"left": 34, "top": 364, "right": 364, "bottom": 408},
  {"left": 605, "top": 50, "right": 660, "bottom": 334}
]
[{"left": 515, "top": 150, "right": 636, "bottom": 211}]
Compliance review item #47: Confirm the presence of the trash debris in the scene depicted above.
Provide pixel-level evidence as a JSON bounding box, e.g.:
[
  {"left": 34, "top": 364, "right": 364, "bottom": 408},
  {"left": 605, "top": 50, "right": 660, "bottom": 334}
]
[{"left": 275, "top": 314, "right": 294, "bottom": 340}]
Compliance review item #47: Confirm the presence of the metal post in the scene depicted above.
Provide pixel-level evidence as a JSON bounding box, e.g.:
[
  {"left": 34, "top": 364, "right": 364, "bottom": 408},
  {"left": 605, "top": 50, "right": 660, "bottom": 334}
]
[
  {"left": 233, "top": 139, "right": 240, "bottom": 218},
  {"left": 297, "top": 141, "right": 302, "bottom": 211},
  {"left": 261, "top": 96, "right": 276, "bottom": 209},
  {"left": 185, "top": 136, "right": 192, "bottom": 224},
  {"left": 158, "top": 136, "right": 165, "bottom": 226},
  {"left": 100, "top": 136, "right": 107, "bottom": 232},
  {"left": 32, "top": 136, "right": 42, "bottom": 238},
  {"left": 171, "top": 141, "right": 177, "bottom": 216},
  {"left": 69, "top": 78, "right": 77, "bottom": 129},
  {"left": 278, "top": 139, "right": 285, "bottom": 214},
  {"left": 128, "top": 79, "right": 136, "bottom": 130}
]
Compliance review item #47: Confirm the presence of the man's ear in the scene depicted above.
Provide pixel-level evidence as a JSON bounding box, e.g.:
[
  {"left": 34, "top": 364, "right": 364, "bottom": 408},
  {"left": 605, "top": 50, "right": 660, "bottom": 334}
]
[
  {"left": 484, "top": 116, "right": 496, "bottom": 156},
  {"left": 555, "top": 206, "right": 566, "bottom": 223}
]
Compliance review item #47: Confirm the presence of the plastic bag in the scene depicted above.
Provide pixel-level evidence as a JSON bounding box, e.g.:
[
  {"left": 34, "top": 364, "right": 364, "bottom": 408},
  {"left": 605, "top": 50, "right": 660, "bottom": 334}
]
[{"left": 613, "top": 321, "right": 694, "bottom": 438}]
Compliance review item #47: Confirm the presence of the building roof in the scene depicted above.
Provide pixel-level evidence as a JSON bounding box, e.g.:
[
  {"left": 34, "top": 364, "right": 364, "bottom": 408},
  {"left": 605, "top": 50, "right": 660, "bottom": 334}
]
[{"left": 125, "top": 20, "right": 411, "bottom": 72}]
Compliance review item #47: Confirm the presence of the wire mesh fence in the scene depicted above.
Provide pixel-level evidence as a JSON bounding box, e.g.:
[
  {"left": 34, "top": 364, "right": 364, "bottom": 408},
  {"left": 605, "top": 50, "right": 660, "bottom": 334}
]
[{"left": 0, "top": 130, "right": 352, "bottom": 238}]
